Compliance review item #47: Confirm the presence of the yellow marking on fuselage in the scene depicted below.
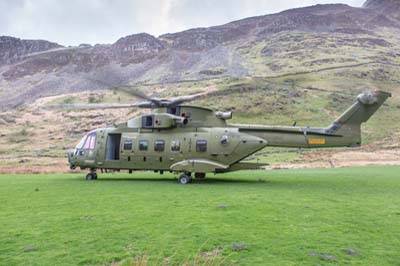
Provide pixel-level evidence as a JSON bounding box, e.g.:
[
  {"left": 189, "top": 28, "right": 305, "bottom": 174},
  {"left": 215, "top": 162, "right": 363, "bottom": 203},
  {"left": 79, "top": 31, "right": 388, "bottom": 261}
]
[{"left": 308, "top": 138, "right": 326, "bottom": 145}]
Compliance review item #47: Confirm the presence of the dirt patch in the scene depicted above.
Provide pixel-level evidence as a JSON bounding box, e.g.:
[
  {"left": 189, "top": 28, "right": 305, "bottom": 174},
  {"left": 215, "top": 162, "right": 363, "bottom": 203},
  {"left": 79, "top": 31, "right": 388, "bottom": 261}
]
[{"left": 274, "top": 148, "right": 400, "bottom": 169}]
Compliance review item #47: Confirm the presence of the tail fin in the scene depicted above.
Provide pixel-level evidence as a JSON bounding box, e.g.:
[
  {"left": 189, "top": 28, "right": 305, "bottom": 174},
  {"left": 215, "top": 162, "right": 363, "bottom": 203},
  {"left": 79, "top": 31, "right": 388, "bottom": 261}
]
[{"left": 325, "top": 91, "right": 391, "bottom": 146}]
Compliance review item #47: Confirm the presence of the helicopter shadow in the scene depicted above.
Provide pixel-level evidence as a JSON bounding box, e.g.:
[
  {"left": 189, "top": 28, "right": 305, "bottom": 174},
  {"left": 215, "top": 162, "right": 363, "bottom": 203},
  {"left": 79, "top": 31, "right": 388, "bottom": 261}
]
[
  {"left": 91, "top": 175, "right": 350, "bottom": 191},
  {"left": 94, "top": 176, "right": 261, "bottom": 184}
]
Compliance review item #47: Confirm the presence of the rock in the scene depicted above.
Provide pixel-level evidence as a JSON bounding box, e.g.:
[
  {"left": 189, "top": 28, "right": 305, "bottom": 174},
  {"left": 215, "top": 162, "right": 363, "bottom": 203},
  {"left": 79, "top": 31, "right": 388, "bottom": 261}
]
[
  {"left": 343, "top": 248, "right": 359, "bottom": 255},
  {"left": 0, "top": 114, "right": 16, "bottom": 123},
  {"left": 78, "top": 43, "right": 92, "bottom": 49},
  {"left": 23, "top": 246, "right": 37, "bottom": 252},
  {"left": 309, "top": 252, "right": 337, "bottom": 261},
  {"left": 0, "top": 36, "right": 62, "bottom": 65},
  {"left": 321, "top": 254, "right": 336, "bottom": 261},
  {"left": 217, "top": 204, "right": 228, "bottom": 209},
  {"left": 111, "top": 33, "right": 165, "bottom": 65},
  {"left": 199, "top": 69, "right": 226, "bottom": 76},
  {"left": 232, "top": 243, "right": 247, "bottom": 251}
]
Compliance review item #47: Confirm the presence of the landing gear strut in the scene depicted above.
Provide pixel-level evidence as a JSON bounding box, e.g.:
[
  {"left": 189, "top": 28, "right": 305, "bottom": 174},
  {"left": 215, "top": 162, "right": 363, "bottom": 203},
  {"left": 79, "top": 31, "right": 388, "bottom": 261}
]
[
  {"left": 85, "top": 169, "right": 97, "bottom": 180},
  {"left": 195, "top": 173, "right": 206, "bottom": 179},
  {"left": 178, "top": 173, "right": 192, "bottom": 184}
]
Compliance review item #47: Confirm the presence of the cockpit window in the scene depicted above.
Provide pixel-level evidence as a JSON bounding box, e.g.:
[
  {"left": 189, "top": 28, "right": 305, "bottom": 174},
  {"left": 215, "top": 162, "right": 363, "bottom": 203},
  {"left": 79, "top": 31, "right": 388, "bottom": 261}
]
[
  {"left": 83, "top": 133, "right": 96, "bottom": 150},
  {"left": 75, "top": 136, "right": 87, "bottom": 149},
  {"left": 89, "top": 135, "right": 96, "bottom": 149}
]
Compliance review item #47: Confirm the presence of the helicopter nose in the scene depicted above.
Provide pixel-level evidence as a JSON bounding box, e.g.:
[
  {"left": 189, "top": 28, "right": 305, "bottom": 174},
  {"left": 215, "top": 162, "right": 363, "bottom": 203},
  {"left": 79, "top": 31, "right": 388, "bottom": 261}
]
[{"left": 67, "top": 149, "right": 76, "bottom": 169}]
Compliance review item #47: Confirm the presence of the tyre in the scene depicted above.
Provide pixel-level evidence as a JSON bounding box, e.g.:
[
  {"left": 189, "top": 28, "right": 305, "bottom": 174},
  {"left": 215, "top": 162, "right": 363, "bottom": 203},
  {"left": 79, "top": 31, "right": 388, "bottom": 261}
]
[
  {"left": 85, "top": 173, "right": 93, "bottom": 180},
  {"left": 178, "top": 174, "right": 191, "bottom": 184}
]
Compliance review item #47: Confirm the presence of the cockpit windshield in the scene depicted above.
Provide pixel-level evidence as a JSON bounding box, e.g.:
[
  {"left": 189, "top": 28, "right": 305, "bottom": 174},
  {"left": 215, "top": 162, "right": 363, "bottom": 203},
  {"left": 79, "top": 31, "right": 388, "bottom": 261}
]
[
  {"left": 75, "top": 131, "right": 97, "bottom": 150},
  {"left": 84, "top": 133, "right": 96, "bottom": 149},
  {"left": 75, "top": 136, "right": 87, "bottom": 149}
]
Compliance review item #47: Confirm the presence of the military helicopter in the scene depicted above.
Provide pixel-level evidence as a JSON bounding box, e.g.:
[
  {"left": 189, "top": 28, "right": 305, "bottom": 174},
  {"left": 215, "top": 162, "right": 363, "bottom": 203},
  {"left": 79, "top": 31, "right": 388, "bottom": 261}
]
[{"left": 65, "top": 88, "right": 391, "bottom": 184}]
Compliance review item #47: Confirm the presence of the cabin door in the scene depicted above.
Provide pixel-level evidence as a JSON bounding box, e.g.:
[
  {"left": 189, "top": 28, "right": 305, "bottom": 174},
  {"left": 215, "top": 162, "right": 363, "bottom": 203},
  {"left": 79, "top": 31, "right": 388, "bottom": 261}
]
[{"left": 105, "top": 134, "right": 121, "bottom": 161}]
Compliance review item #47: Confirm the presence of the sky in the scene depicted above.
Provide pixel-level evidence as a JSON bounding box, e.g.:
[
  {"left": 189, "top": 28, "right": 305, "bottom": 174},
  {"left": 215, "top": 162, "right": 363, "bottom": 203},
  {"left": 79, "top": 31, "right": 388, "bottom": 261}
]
[{"left": 0, "top": 0, "right": 365, "bottom": 46}]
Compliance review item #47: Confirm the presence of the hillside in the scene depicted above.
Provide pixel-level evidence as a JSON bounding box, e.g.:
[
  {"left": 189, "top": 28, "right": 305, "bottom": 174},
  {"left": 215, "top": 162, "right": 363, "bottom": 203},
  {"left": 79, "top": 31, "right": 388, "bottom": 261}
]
[
  {"left": 363, "top": 0, "right": 400, "bottom": 20},
  {"left": 0, "top": 0, "right": 399, "bottom": 173},
  {"left": 0, "top": 0, "right": 400, "bottom": 108}
]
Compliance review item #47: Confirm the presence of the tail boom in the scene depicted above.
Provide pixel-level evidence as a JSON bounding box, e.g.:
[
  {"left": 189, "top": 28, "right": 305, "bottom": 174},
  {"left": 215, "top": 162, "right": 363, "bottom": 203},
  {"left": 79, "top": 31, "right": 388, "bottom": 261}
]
[{"left": 233, "top": 91, "right": 391, "bottom": 148}]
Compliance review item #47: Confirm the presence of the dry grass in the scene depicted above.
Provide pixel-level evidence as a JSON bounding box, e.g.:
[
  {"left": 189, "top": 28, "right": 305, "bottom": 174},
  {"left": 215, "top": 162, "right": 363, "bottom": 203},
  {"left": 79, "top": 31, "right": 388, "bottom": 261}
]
[{"left": 119, "top": 248, "right": 230, "bottom": 266}]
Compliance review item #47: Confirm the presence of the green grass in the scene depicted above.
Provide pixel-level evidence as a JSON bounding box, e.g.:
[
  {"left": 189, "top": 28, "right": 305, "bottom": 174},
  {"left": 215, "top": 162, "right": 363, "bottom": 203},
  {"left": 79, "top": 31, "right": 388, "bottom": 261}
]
[{"left": 1, "top": 166, "right": 400, "bottom": 266}]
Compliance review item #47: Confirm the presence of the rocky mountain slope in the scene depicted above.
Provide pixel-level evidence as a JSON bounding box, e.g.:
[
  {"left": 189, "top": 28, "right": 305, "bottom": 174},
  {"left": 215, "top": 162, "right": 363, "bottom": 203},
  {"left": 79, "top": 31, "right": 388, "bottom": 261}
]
[
  {"left": 0, "top": 36, "right": 62, "bottom": 65},
  {"left": 363, "top": 0, "right": 400, "bottom": 20},
  {"left": 0, "top": 0, "right": 400, "bottom": 108}
]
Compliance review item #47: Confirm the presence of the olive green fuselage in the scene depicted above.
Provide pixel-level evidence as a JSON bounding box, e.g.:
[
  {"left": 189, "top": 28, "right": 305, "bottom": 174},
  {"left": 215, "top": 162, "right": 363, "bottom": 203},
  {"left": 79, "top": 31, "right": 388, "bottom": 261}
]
[{"left": 70, "top": 126, "right": 266, "bottom": 173}]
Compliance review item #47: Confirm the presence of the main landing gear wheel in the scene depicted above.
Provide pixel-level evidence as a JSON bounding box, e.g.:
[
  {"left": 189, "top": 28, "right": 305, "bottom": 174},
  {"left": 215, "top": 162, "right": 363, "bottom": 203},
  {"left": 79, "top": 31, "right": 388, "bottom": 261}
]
[
  {"left": 178, "top": 173, "right": 192, "bottom": 184},
  {"left": 85, "top": 173, "right": 97, "bottom": 180}
]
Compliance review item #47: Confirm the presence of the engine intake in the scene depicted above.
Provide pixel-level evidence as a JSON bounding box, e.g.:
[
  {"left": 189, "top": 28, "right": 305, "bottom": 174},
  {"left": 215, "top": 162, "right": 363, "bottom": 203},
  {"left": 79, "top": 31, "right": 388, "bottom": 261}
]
[{"left": 215, "top": 111, "right": 232, "bottom": 120}]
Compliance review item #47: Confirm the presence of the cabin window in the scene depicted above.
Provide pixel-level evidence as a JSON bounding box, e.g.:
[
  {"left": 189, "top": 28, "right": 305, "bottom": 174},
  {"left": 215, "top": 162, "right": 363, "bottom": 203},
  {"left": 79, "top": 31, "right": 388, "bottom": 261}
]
[
  {"left": 154, "top": 140, "right": 165, "bottom": 152},
  {"left": 196, "top": 140, "right": 207, "bottom": 152},
  {"left": 142, "top": 115, "right": 154, "bottom": 128},
  {"left": 171, "top": 140, "right": 181, "bottom": 152},
  {"left": 123, "top": 140, "right": 133, "bottom": 150},
  {"left": 167, "top": 106, "right": 181, "bottom": 116},
  {"left": 139, "top": 140, "right": 148, "bottom": 151},
  {"left": 83, "top": 133, "right": 96, "bottom": 150}
]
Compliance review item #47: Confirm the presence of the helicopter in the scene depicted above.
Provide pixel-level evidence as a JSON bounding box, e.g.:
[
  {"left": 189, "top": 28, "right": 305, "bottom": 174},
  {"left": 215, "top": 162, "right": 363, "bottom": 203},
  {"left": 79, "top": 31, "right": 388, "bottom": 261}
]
[{"left": 65, "top": 88, "right": 391, "bottom": 184}]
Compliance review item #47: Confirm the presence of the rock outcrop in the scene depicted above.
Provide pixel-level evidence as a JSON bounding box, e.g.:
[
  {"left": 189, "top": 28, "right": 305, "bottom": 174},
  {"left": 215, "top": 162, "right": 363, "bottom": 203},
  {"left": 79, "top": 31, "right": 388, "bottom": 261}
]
[{"left": 0, "top": 36, "right": 62, "bottom": 65}]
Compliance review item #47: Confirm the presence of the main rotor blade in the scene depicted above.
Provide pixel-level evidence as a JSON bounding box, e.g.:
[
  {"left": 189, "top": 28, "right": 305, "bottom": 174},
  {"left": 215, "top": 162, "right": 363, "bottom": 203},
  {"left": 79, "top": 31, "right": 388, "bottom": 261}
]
[
  {"left": 168, "top": 95, "right": 199, "bottom": 106},
  {"left": 45, "top": 103, "right": 141, "bottom": 110},
  {"left": 166, "top": 92, "right": 209, "bottom": 107},
  {"left": 117, "top": 85, "right": 162, "bottom": 105},
  {"left": 83, "top": 76, "right": 162, "bottom": 105}
]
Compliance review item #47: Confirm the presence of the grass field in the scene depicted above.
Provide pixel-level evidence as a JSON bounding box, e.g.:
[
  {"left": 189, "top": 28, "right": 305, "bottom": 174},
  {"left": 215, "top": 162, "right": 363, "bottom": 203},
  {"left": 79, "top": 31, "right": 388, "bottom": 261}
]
[{"left": 1, "top": 167, "right": 400, "bottom": 266}]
